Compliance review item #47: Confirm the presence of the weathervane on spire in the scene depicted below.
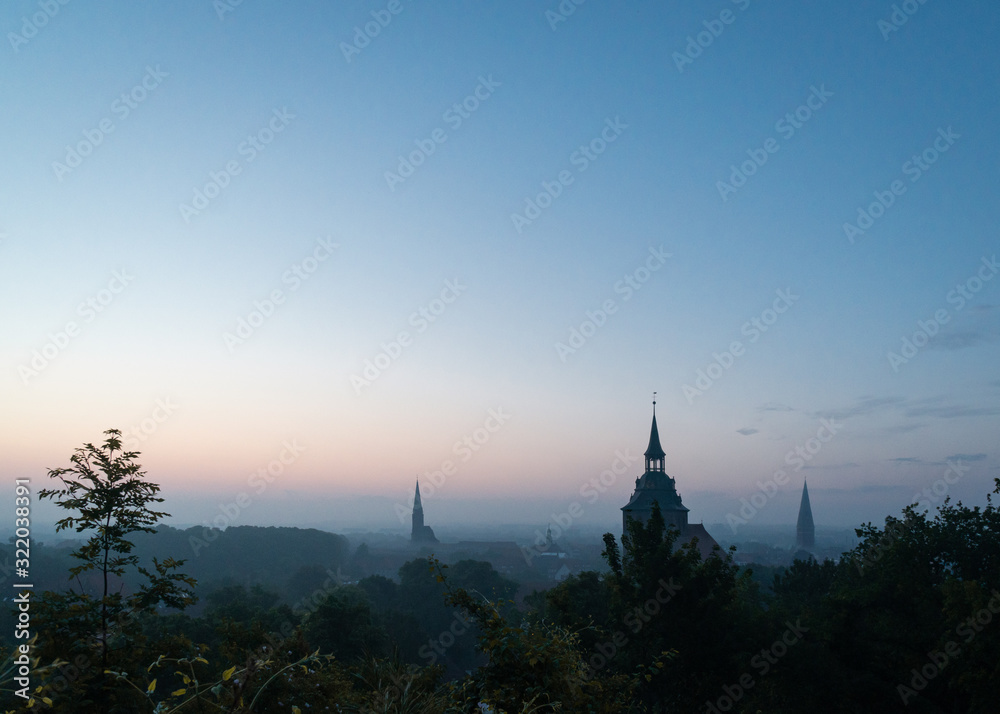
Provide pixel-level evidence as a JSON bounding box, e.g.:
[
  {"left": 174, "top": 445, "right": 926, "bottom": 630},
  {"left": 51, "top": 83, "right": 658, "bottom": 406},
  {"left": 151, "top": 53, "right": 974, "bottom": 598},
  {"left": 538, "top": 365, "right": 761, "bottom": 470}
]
[{"left": 652, "top": 390, "right": 657, "bottom": 413}]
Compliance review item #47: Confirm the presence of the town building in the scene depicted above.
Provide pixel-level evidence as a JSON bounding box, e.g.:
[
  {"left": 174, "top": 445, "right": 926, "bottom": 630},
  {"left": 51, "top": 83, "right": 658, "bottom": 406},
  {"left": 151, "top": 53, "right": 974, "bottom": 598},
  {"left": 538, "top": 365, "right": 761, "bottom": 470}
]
[{"left": 622, "top": 398, "right": 719, "bottom": 558}]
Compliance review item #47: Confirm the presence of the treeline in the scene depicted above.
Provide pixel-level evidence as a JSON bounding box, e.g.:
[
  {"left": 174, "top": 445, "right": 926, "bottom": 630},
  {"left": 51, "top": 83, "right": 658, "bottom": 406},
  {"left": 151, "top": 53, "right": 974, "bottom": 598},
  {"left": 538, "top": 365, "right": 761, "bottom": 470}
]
[
  {"left": 1, "top": 525, "right": 351, "bottom": 607},
  {"left": 3, "top": 431, "right": 1000, "bottom": 712}
]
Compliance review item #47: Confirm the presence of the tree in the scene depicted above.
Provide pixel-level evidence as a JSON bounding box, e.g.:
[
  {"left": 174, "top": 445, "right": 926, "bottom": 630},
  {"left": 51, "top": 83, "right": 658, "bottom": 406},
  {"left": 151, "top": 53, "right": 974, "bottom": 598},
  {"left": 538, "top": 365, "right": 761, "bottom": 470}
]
[
  {"left": 599, "top": 503, "right": 764, "bottom": 710},
  {"left": 38, "top": 429, "right": 196, "bottom": 670}
]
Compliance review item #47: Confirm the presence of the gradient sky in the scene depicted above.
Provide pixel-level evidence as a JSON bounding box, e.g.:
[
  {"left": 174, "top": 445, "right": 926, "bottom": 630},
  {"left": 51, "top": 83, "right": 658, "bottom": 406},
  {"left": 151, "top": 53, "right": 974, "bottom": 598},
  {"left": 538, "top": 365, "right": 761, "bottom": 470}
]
[{"left": 3, "top": 1, "right": 998, "bottom": 536}]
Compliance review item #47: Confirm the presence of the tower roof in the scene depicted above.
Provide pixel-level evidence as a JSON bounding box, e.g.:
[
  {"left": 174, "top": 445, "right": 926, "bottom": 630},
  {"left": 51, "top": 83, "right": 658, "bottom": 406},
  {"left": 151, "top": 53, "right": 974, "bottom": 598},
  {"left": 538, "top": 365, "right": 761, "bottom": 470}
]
[
  {"left": 797, "top": 480, "right": 814, "bottom": 532},
  {"left": 645, "top": 408, "right": 666, "bottom": 460},
  {"left": 413, "top": 478, "right": 423, "bottom": 510}
]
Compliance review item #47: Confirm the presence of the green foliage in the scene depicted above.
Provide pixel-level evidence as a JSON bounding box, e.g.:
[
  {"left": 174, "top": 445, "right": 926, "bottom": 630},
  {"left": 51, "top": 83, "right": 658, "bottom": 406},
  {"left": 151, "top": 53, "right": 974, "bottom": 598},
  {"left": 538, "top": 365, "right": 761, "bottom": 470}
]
[
  {"left": 39, "top": 429, "right": 168, "bottom": 582},
  {"left": 18, "top": 430, "right": 196, "bottom": 711},
  {"left": 104, "top": 646, "right": 351, "bottom": 713},
  {"left": 20, "top": 437, "right": 1000, "bottom": 714},
  {"left": 599, "top": 504, "right": 763, "bottom": 710},
  {"left": 304, "top": 586, "right": 389, "bottom": 662},
  {"left": 348, "top": 655, "right": 450, "bottom": 713},
  {"left": 37, "top": 430, "right": 196, "bottom": 671},
  {"left": 432, "top": 559, "right": 640, "bottom": 713}
]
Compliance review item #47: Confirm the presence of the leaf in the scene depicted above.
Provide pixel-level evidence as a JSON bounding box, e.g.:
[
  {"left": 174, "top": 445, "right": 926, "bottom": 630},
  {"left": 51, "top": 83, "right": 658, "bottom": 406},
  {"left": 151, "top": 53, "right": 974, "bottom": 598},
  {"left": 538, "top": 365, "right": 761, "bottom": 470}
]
[
  {"left": 223, "top": 666, "right": 237, "bottom": 681},
  {"left": 171, "top": 688, "right": 187, "bottom": 696},
  {"left": 148, "top": 679, "right": 157, "bottom": 693},
  {"left": 293, "top": 707, "right": 302, "bottom": 714}
]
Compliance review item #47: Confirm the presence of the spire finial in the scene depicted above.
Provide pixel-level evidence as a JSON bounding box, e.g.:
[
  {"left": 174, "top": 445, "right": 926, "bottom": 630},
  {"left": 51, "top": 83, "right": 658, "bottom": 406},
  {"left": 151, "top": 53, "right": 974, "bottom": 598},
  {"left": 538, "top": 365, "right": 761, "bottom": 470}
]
[{"left": 652, "top": 391, "right": 657, "bottom": 414}]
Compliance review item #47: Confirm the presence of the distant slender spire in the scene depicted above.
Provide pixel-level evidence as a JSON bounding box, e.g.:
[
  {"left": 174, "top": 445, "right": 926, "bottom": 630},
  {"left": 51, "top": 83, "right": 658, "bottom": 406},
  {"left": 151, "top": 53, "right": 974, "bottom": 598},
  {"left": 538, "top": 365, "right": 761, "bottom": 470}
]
[
  {"left": 645, "top": 393, "right": 665, "bottom": 472},
  {"left": 411, "top": 478, "right": 425, "bottom": 540},
  {"left": 796, "top": 479, "right": 815, "bottom": 549},
  {"left": 410, "top": 476, "right": 437, "bottom": 543}
]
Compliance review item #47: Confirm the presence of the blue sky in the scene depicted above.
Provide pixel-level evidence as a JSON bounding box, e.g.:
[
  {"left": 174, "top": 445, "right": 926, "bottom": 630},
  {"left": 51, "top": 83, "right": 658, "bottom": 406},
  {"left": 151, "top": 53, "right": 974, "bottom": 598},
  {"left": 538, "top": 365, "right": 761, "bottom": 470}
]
[{"left": 2, "top": 0, "right": 998, "bottom": 535}]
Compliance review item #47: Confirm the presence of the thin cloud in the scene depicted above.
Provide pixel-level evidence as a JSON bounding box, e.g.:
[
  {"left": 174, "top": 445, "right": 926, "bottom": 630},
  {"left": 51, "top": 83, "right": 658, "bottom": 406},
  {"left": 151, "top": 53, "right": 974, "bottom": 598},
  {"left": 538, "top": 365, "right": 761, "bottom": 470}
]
[
  {"left": 817, "top": 395, "right": 906, "bottom": 421},
  {"left": 944, "top": 453, "right": 987, "bottom": 462},
  {"left": 814, "top": 395, "right": 998, "bottom": 424},
  {"left": 929, "top": 331, "right": 995, "bottom": 350},
  {"left": 803, "top": 461, "right": 861, "bottom": 470},
  {"left": 929, "top": 308, "right": 1000, "bottom": 351},
  {"left": 879, "top": 423, "right": 927, "bottom": 435},
  {"left": 904, "top": 405, "right": 1000, "bottom": 419},
  {"left": 758, "top": 402, "right": 794, "bottom": 412},
  {"left": 736, "top": 428, "right": 758, "bottom": 436}
]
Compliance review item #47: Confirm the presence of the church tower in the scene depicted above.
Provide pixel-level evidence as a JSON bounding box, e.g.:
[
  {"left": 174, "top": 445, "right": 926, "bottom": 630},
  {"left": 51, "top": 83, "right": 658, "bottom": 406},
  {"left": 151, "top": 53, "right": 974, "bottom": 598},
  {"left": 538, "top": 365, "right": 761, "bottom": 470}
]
[
  {"left": 621, "top": 396, "right": 689, "bottom": 534},
  {"left": 796, "top": 479, "right": 815, "bottom": 549},
  {"left": 411, "top": 479, "right": 438, "bottom": 543}
]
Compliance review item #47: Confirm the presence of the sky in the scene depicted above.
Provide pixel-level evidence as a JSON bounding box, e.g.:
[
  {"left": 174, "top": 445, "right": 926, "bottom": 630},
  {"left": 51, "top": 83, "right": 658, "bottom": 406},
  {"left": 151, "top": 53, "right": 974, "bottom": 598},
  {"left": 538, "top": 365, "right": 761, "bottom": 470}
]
[{"left": 2, "top": 0, "right": 999, "bottom": 538}]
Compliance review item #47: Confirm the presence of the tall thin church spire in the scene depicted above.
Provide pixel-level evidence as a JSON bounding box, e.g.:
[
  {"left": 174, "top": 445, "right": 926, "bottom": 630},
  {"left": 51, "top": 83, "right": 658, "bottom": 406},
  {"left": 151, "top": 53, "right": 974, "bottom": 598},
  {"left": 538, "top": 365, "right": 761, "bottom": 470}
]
[
  {"left": 796, "top": 479, "right": 815, "bottom": 549},
  {"left": 645, "top": 392, "right": 665, "bottom": 473},
  {"left": 410, "top": 477, "right": 437, "bottom": 543}
]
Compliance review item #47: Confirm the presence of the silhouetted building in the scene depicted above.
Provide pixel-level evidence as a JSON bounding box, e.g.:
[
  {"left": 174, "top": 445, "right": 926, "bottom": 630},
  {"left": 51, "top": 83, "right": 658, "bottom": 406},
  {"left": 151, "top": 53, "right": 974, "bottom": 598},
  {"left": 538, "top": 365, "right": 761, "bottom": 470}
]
[
  {"left": 796, "top": 479, "right": 815, "bottom": 549},
  {"left": 410, "top": 479, "right": 438, "bottom": 543},
  {"left": 622, "top": 398, "right": 719, "bottom": 558}
]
